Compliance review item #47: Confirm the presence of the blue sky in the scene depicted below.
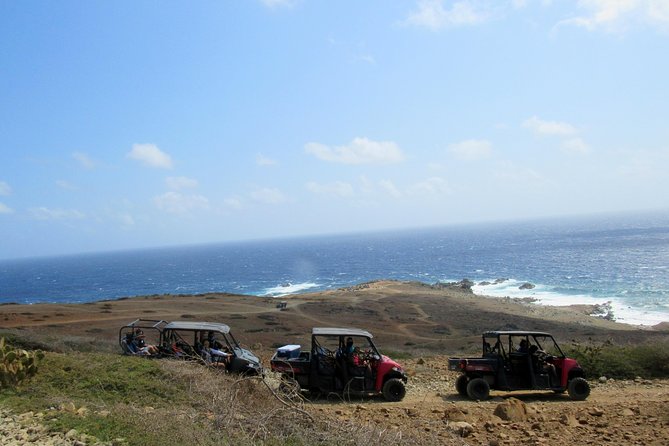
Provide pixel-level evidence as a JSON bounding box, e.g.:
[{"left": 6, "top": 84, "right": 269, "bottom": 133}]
[{"left": 1, "top": 0, "right": 668, "bottom": 259}]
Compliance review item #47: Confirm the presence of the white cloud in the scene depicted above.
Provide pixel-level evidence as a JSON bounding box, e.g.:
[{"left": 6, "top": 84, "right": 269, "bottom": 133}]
[
  {"left": 357, "top": 54, "right": 377, "bottom": 65},
  {"left": 378, "top": 179, "right": 404, "bottom": 199},
  {"left": 404, "top": 0, "right": 495, "bottom": 30},
  {"left": 561, "top": 137, "right": 591, "bottom": 155},
  {"left": 166, "top": 176, "right": 198, "bottom": 190},
  {"left": 359, "top": 175, "right": 375, "bottom": 195},
  {"left": 224, "top": 197, "right": 244, "bottom": 210},
  {"left": 0, "top": 202, "right": 13, "bottom": 214},
  {"left": 523, "top": 116, "right": 592, "bottom": 155},
  {"left": 127, "top": 143, "right": 174, "bottom": 169},
  {"left": 261, "top": 0, "right": 295, "bottom": 8},
  {"left": 648, "top": 0, "right": 669, "bottom": 24},
  {"left": 119, "top": 213, "right": 135, "bottom": 227},
  {"left": 305, "top": 137, "right": 404, "bottom": 165},
  {"left": 256, "top": 154, "right": 278, "bottom": 166},
  {"left": 250, "top": 187, "right": 287, "bottom": 205},
  {"left": 306, "top": 181, "right": 355, "bottom": 198},
  {"left": 556, "top": 0, "right": 669, "bottom": 32},
  {"left": 72, "top": 152, "right": 96, "bottom": 170},
  {"left": 615, "top": 148, "right": 669, "bottom": 178},
  {"left": 29, "top": 207, "right": 86, "bottom": 220},
  {"left": 448, "top": 139, "right": 493, "bottom": 161},
  {"left": 409, "top": 177, "right": 453, "bottom": 196},
  {"left": 56, "top": 180, "right": 77, "bottom": 191},
  {"left": 493, "top": 161, "right": 544, "bottom": 182},
  {"left": 154, "top": 192, "right": 210, "bottom": 214},
  {"left": 523, "top": 116, "right": 578, "bottom": 136},
  {"left": 0, "top": 181, "right": 11, "bottom": 196}
]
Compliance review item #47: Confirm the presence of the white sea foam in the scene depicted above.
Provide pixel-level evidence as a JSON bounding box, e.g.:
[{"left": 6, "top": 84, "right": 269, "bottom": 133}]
[
  {"left": 263, "top": 281, "right": 319, "bottom": 297},
  {"left": 471, "top": 279, "right": 669, "bottom": 327}
]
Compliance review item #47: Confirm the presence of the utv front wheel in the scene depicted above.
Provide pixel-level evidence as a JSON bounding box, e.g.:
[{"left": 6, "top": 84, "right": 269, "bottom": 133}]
[
  {"left": 382, "top": 378, "right": 406, "bottom": 402},
  {"left": 455, "top": 375, "right": 469, "bottom": 396},
  {"left": 466, "top": 378, "right": 490, "bottom": 400},
  {"left": 567, "top": 377, "right": 590, "bottom": 400}
]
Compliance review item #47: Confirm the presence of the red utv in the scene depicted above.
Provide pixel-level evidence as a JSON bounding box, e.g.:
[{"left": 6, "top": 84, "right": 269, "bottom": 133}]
[
  {"left": 448, "top": 331, "right": 590, "bottom": 400},
  {"left": 270, "top": 327, "right": 408, "bottom": 401}
]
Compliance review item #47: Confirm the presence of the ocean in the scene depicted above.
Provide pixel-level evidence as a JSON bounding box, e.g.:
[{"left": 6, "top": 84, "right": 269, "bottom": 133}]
[{"left": 1, "top": 211, "right": 668, "bottom": 326}]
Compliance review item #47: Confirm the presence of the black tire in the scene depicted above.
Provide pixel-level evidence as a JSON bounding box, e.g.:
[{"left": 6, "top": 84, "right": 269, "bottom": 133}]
[
  {"left": 455, "top": 374, "right": 469, "bottom": 396},
  {"left": 382, "top": 378, "right": 406, "bottom": 402},
  {"left": 567, "top": 377, "right": 590, "bottom": 400},
  {"left": 466, "top": 377, "right": 490, "bottom": 400}
]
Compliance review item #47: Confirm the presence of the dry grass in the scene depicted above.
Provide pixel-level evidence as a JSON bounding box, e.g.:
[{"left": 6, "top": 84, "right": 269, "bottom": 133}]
[{"left": 143, "top": 361, "right": 461, "bottom": 446}]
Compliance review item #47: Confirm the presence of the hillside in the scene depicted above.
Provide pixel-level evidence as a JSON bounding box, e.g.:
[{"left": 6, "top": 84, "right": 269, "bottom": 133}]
[{"left": 1, "top": 280, "right": 665, "bottom": 353}]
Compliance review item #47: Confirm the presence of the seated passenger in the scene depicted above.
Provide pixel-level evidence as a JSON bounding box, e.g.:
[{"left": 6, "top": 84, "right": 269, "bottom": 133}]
[
  {"left": 517, "top": 339, "right": 529, "bottom": 353},
  {"left": 201, "top": 340, "right": 230, "bottom": 367},
  {"left": 529, "top": 344, "right": 557, "bottom": 381},
  {"left": 122, "top": 332, "right": 138, "bottom": 354},
  {"left": 131, "top": 329, "right": 159, "bottom": 355},
  {"left": 207, "top": 331, "right": 225, "bottom": 350}
]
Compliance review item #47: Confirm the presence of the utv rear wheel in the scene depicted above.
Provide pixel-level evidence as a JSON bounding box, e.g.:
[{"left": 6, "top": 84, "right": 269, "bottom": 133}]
[
  {"left": 567, "top": 377, "right": 590, "bottom": 400},
  {"left": 466, "top": 378, "right": 490, "bottom": 400},
  {"left": 382, "top": 378, "right": 406, "bottom": 402},
  {"left": 455, "top": 375, "right": 469, "bottom": 396}
]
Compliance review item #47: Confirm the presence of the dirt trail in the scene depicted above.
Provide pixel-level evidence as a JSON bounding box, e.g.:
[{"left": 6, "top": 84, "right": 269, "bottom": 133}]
[{"left": 310, "top": 357, "right": 669, "bottom": 445}]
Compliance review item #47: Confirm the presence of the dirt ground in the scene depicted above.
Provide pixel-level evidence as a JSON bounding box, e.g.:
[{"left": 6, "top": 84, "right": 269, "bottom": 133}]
[
  {"left": 304, "top": 356, "right": 669, "bottom": 445},
  {"left": 2, "top": 280, "right": 669, "bottom": 445}
]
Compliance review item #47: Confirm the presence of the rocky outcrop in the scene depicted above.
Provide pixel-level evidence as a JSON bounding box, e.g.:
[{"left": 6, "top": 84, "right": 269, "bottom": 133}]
[
  {"left": 434, "top": 279, "right": 474, "bottom": 293},
  {"left": 493, "top": 398, "right": 529, "bottom": 422}
]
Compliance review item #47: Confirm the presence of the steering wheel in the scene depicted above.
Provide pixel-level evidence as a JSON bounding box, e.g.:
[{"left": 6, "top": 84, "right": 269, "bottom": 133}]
[{"left": 536, "top": 350, "right": 553, "bottom": 362}]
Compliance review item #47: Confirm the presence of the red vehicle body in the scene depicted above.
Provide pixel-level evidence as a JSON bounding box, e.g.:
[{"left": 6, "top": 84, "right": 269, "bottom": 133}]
[
  {"left": 270, "top": 327, "right": 408, "bottom": 401},
  {"left": 448, "top": 331, "right": 590, "bottom": 400}
]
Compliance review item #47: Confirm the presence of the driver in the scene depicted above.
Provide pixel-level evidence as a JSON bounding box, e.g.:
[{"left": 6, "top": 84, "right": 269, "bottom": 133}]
[
  {"left": 344, "top": 337, "right": 355, "bottom": 356},
  {"left": 529, "top": 344, "right": 557, "bottom": 382}
]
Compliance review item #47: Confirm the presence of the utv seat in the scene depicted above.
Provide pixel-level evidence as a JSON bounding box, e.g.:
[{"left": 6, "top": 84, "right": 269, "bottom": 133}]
[{"left": 509, "top": 353, "right": 532, "bottom": 376}]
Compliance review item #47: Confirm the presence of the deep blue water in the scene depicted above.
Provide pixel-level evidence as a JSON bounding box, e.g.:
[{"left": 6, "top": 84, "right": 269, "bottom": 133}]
[{"left": 1, "top": 211, "right": 668, "bottom": 325}]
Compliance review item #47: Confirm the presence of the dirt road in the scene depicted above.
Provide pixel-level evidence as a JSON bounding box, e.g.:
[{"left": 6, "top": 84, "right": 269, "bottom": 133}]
[{"left": 310, "top": 357, "right": 669, "bottom": 445}]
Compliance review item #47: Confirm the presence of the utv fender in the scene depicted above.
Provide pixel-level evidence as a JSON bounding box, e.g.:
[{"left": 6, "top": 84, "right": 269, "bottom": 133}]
[
  {"left": 568, "top": 367, "right": 586, "bottom": 379},
  {"left": 384, "top": 370, "right": 408, "bottom": 383}
]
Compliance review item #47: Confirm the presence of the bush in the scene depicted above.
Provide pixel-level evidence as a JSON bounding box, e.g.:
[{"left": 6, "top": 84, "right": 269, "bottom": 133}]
[
  {"left": 564, "top": 339, "right": 669, "bottom": 379},
  {"left": 0, "top": 337, "right": 44, "bottom": 389}
]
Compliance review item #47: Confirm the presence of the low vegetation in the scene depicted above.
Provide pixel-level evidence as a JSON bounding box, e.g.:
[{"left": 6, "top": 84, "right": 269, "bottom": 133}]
[
  {"left": 564, "top": 339, "right": 669, "bottom": 379},
  {"left": 0, "top": 337, "right": 44, "bottom": 388},
  {"left": 2, "top": 332, "right": 669, "bottom": 445},
  {"left": 0, "top": 336, "right": 437, "bottom": 446}
]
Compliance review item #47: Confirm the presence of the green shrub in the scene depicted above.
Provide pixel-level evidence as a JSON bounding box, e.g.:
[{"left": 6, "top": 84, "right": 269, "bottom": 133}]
[
  {"left": 564, "top": 339, "right": 669, "bottom": 379},
  {"left": 0, "top": 337, "right": 44, "bottom": 389}
]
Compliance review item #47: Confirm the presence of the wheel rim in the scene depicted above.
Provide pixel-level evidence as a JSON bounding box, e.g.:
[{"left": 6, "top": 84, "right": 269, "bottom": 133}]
[{"left": 389, "top": 383, "right": 402, "bottom": 397}]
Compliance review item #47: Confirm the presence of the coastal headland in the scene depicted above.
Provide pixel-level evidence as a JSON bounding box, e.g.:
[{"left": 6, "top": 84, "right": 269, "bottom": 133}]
[
  {"left": 1, "top": 280, "right": 668, "bottom": 445},
  {"left": 1, "top": 280, "right": 666, "bottom": 350}
]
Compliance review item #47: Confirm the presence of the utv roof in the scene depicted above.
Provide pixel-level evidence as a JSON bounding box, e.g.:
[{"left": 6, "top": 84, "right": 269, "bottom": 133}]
[
  {"left": 123, "top": 319, "right": 168, "bottom": 329},
  {"left": 163, "top": 321, "right": 231, "bottom": 333},
  {"left": 484, "top": 331, "right": 553, "bottom": 337},
  {"left": 312, "top": 327, "right": 373, "bottom": 338}
]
